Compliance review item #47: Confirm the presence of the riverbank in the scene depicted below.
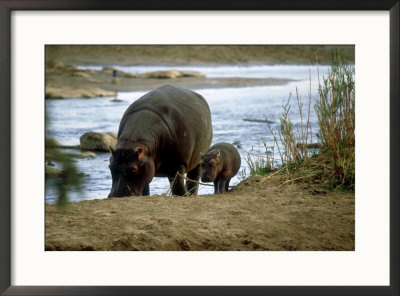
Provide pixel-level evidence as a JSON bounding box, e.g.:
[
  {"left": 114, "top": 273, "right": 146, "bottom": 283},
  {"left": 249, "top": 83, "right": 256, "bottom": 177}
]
[
  {"left": 45, "top": 174, "right": 355, "bottom": 251},
  {"left": 46, "top": 45, "right": 355, "bottom": 66}
]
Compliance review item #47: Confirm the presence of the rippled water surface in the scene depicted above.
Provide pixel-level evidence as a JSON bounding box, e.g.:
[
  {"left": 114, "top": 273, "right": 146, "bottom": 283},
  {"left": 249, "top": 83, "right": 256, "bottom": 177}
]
[{"left": 46, "top": 65, "right": 329, "bottom": 203}]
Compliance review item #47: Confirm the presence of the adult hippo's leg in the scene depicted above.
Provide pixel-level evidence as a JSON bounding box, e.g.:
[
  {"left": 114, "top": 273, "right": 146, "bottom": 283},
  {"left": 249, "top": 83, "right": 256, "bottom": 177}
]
[
  {"left": 170, "top": 165, "right": 187, "bottom": 196},
  {"left": 142, "top": 184, "right": 150, "bottom": 196},
  {"left": 225, "top": 179, "right": 231, "bottom": 192},
  {"left": 186, "top": 164, "right": 201, "bottom": 195},
  {"left": 213, "top": 180, "right": 219, "bottom": 194}
]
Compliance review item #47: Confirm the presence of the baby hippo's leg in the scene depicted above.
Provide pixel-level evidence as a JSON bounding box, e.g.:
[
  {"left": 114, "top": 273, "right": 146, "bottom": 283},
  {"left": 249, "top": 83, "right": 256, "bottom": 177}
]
[{"left": 218, "top": 177, "right": 230, "bottom": 194}]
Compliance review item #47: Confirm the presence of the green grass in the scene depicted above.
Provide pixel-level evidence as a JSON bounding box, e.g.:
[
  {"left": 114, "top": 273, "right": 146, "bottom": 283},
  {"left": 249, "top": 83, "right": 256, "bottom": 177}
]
[
  {"left": 314, "top": 51, "right": 355, "bottom": 190},
  {"left": 243, "top": 49, "right": 355, "bottom": 192}
]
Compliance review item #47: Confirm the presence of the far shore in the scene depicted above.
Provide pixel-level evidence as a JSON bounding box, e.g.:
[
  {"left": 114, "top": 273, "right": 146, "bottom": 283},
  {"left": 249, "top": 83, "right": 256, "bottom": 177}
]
[
  {"left": 46, "top": 45, "right": 355, "bottom": 66},
  {"left": 45, "top": 63, "right": 295, "bottom": 99}
]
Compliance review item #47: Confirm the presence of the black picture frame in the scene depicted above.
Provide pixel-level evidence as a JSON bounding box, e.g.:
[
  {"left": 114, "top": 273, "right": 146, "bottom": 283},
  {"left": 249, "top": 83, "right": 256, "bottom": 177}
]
[{"left": 1, "top": 1, "right": 399, "bottom": 295}]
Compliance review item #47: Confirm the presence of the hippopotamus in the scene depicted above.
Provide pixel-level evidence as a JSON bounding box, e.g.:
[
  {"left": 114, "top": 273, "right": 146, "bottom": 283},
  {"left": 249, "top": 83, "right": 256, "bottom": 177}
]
[
  {"left": 200, "top": 142, "right": 241, "bottom": 194},
  {"left": 108, "top": 85, "right": 213, "bottom": 197}
]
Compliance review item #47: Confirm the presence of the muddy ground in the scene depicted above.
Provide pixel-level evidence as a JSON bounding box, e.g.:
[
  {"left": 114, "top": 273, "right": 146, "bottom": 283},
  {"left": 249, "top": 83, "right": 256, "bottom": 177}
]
[{"left": 45, "top": 174, "right": 355, "bottom": 251}]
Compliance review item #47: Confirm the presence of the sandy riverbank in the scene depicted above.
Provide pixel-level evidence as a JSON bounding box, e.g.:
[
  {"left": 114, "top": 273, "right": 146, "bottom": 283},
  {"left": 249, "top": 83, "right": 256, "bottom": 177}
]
[{"left": 45, "top": 174, "right": 354, "bottom": 251}]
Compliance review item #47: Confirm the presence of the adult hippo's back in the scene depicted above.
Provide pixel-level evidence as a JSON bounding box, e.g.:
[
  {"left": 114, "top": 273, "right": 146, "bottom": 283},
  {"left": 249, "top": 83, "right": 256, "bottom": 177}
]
[{"left": 108, "top": 85, "right": 213, "bottom": 197}]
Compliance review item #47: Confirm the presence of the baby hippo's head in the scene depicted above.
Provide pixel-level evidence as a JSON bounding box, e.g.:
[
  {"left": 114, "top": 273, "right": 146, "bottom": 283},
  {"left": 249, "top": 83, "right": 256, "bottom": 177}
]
[{"left": 200, "top": 149, "right": 221, "bottom": 182}]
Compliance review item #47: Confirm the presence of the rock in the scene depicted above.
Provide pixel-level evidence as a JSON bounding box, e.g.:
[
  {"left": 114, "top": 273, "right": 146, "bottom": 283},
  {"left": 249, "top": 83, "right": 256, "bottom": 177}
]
[
  {"left": 138, "top": 70, "right": 205, "bottom": 79},
  {"left": 80, "top": 132, "right": 117, "bottom": 152},
  {"left": 101, "top": 68, "right": 204, "bottom": 79},
  {"left": 71, "top": 71, "right": 92, "bottom": 79},
  {"left": 139, "top": 70, "right": 181, "bottom": 79},
  {"left": 178, "top": 71, "right": 205, "bottom": 78},
  {"left": 76, "top": 151, "right": 97, "bottom": 158}
]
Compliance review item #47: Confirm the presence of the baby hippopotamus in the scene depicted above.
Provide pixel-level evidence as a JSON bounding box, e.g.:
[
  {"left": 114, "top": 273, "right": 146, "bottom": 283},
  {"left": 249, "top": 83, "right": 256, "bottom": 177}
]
[{"left": 200, "top": 142, "right": 241, "bottom": 194}]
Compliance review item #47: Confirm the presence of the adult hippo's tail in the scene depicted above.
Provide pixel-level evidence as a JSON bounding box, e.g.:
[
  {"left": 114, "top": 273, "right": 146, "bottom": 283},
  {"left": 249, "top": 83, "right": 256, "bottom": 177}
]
[{"left": 108, "top": 85, "right": 213, "bottom": 197}]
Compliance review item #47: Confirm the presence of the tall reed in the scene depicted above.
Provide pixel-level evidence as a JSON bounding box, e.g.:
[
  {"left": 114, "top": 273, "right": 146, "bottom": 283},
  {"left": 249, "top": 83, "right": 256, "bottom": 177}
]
[
  {"left": 243, "top": 85, "right": 313, "bottom": 178},
  {"left": 314, "top": 51, "right": 355, "bottom": 188},
  {"left": 265, "top": 79, "right": 314, "bottom": 169},
  {"left": 244, "top": 50, "right": 355, "bottom": 191}
]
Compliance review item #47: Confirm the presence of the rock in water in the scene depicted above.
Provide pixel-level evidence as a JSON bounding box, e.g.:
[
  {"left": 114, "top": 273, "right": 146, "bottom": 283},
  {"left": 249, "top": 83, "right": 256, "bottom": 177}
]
[
  {"left": 80, "top": 132, "right": 117, "bottom": 152},
  {"left": 139, "top": 70, "right": 181, "bottom": 79},
  {"left": 138, "top": 70, "right": 205, "bottom": 79}
]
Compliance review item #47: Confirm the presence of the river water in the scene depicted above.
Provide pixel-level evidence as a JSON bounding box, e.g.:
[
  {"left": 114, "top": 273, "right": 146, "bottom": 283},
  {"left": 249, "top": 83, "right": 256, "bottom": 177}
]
[{"left": 45, "top": 65, "right": 329, "bottom": 203}]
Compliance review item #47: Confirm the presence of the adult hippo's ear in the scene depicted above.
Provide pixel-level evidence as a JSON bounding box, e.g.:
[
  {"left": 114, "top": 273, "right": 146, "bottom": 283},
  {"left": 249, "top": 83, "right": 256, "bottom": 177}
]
[{"left": 135, "top": 146, "right": 145, "bottom": 161}]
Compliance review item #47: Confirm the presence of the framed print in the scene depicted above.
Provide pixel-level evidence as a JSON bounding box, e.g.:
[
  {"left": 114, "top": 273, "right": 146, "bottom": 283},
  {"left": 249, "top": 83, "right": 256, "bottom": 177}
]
[{"left": 1, "top": 1, "right": 399, "bottom": 295}]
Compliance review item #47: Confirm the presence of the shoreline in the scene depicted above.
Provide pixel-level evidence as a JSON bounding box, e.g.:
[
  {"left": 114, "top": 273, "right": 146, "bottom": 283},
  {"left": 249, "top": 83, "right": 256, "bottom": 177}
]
[
  {"left": 45, "top": 64, "right": 295, "bottom": 99},
  {"left": 45, "top": 174, "right": 355, "bottom": 251}
]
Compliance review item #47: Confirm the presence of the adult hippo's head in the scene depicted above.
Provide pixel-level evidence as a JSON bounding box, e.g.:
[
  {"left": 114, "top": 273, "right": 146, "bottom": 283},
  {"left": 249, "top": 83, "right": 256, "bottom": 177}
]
[{"left": 108, "top": 146, "right": 155, "bottom": 197}]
